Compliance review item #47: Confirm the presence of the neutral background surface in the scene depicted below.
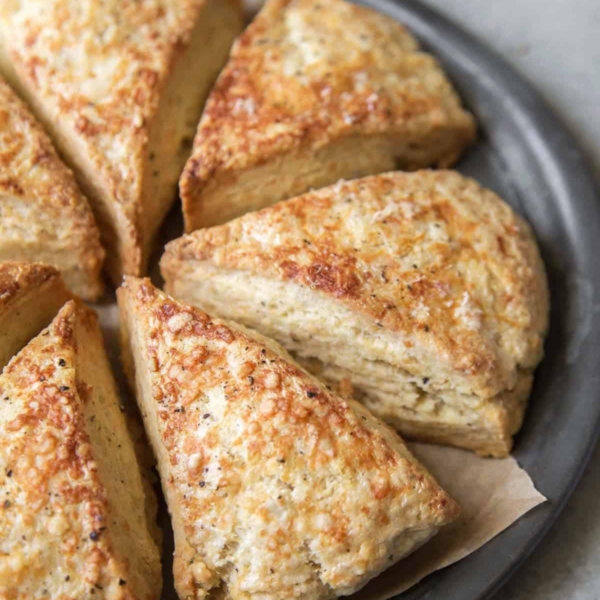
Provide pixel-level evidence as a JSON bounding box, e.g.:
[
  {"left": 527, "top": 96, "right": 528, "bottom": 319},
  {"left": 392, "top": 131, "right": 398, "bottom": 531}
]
[{"left": 418, "top": 1, "right": 600, "bottom": 599}]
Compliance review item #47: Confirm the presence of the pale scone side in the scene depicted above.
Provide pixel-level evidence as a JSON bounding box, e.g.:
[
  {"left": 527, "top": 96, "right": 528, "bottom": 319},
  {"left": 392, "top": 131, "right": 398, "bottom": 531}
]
[{"left": 0, "top": 261, "right": 71, "bottom": 370}]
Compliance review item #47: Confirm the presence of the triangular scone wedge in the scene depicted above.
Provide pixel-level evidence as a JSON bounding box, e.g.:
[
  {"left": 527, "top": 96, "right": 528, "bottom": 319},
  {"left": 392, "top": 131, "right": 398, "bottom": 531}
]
[
  {"left": 0, "top": 301, "right": 162, "bottom": 598},
  {"left": 0, "top": 261, "right": 71, "bottom": 370},
  {"left": 162, "top": 170, "right": 550, "bottom": 457},
  {"left": 180, "top": 0, "right": 476, "bottom": 230},
  {"left": 0, "top": 79, "right": 104, "bottom": 300},
  {"left": 118, "top": 278, "right": 459, "bottom": 600},
  {"left": 0, "top": 0, "right": 244, "bottom": 282}
]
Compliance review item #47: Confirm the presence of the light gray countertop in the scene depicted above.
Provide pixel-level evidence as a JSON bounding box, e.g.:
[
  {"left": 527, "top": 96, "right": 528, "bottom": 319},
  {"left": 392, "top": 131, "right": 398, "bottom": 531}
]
[{"left": 418, "top": 1, "right": 600, "bottom": 598}]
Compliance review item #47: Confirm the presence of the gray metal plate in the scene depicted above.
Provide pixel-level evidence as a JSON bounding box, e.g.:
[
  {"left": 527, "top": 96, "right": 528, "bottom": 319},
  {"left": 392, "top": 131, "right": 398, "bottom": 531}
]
[
  {"left": 355, "top": 1, "right": 600, "bottom": 598},
  {"left": 160, "top": 2, "right": 600, "bottom": 599}
]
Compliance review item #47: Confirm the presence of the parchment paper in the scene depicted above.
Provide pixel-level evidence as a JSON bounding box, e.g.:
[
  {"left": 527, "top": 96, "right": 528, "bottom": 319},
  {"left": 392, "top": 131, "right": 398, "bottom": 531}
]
[
  {"left": 351, "top": 443, "right": 545, "bottom": 599},
  {"left": 95, "top": 301, "right": 545, "bottom": 600}
]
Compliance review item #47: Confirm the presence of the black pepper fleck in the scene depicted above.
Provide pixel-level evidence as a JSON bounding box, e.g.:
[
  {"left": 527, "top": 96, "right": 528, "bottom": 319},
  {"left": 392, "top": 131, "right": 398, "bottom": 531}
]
[
  {"left": 423, "top": 377, "right": 430, "bottom": 384},
  {"left": 58, "top": 359, "right": 66, "bottom": 367},
  {"left": 89, "top": 531, "right": 100, "bottom": 541}
]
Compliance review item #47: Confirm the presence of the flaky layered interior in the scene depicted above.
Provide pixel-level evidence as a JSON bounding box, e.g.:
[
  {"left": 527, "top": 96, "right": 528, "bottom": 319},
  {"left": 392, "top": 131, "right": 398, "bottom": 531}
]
[
  {"left": 186, "top": 133, "right": 395, "bottom": 230},
  {"left": 165, "top": 265, "right": 530, "bottom": 456},
  {"left": 302, "top": 357, "right": 531, "bottom": 457},
  {"left": 0, "top": 197, "right": 103, "bottom": 299},
  {"left": 0, "top": 272, "right": 69, "bottom": 371},
  {"left": 74, "top": 313, "right": 161, "bottom": 597},
  {"left": 185, "top": 125, "right": 472, "bottom": 231}
]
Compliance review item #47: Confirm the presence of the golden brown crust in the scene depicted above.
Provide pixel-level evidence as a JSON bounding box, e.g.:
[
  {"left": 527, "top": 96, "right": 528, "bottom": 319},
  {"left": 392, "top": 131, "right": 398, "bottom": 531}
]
[
  {"left": 163, "top": 170, "right": 549, "bottom": 456},
  {"left": 118, "top": 278, "right": 459, "bottom": 599},
  {"left": 0, "top": 261, "right": 72, "bottom": 371},
  {"left": 0, "top": 79, "right": 104, "bottom": 300},
  {"left": 166, "top": 170, "right": 549, "bottom": 399},
  {"left": 0, "top": 261, "right": 64, "bottom": 311},
  {"left": 0, "top": 301, "right": 161, "bottom": 598},
  {"left": 0, "top": 0, "right": 243, "bottom": 281},
  {"left": 181, "top": 0, "right": 476, "bottom": 230}
]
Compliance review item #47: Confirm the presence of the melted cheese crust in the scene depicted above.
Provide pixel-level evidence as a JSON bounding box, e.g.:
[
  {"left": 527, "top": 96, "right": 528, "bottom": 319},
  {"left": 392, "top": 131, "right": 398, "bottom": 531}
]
[
  {"left": 119, "top": 278, "right": 459, "bottom": 599},
  {"left": 163, "top": 170, "right": 549, "bottom": 456},
  {"left": 181, "top": 0, "right": 475, "bottom": 229},
  {"left": 0, "top": 79, "right": 104, "bottom": 299},
  {"left": 0, "top": 301, "right": 161, "bottom": 599},
  {"left": 0, "top": 0, "right": 243, "bottom": 280}
]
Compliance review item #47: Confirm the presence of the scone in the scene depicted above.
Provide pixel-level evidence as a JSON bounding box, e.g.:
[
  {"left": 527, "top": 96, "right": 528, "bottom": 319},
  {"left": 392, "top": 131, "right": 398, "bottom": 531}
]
[
  {"left": 118, "top": 278, "right": 459, "bottom": 600},
  {"left": 0, "top": 78, "right": 104, "bottom": 300},
  {"left": 162, "top": 170, "right": 550, "bottom": 457},
  {"left": 0, "top": 301, "right": 162, "bottom": 599},
  {"left": 0, "top": 261, "right": 71, "bottom": 370},
  {"left": 180, "top": 0, "right": 476, "bottom": 231},
  {"left": 0, "top": 0, "right": 244, "bottom": 282}
]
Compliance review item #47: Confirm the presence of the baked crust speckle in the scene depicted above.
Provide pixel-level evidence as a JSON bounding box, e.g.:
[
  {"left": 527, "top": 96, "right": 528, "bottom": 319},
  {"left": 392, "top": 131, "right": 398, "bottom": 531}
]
[
  {"left": 0, "top": 261, "right": 64, "bottom": 312},
  {"left": 181, "top": 0, "right": 476, "bottom": 230},
  {"left": 118, "top": 278, "right": 459, "bottom": 599},
  {"left": 0, "top": 0, "right": 243, "bottom": 281},
  {"left": 0, "top": 78, "right": 104, "bottom": 300},
  {"left": 162, "top": 170, "right": 550, "bottom": 456},
  {"left": 0, "top": 301, "right": 162, "bottom": 599},
  {"left": 0, "top": 261, "right": 71, "bottom": 371}
]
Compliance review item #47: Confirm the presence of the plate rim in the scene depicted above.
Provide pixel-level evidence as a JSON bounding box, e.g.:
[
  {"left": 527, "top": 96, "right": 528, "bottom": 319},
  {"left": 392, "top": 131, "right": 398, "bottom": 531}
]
[{"left": 352, "top": 1, "right": 600, "bottom": 599}]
